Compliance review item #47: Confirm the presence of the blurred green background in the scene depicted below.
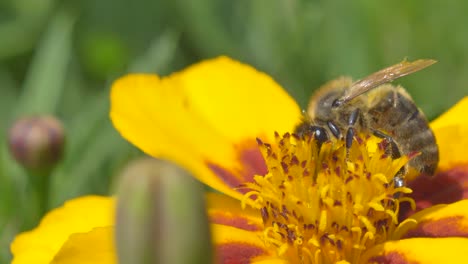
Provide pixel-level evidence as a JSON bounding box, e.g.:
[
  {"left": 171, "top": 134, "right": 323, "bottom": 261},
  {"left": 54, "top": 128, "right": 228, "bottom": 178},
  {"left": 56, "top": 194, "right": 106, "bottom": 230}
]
[{"left": 1, "top": 0, "right": 467, "bottom": 262}]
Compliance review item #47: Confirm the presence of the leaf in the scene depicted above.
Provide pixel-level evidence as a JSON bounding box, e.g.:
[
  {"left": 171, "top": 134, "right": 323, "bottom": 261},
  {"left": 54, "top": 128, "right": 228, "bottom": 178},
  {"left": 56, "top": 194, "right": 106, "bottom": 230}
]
[{"left": 15, "top": 10, "right": 76, "bottom": 116}]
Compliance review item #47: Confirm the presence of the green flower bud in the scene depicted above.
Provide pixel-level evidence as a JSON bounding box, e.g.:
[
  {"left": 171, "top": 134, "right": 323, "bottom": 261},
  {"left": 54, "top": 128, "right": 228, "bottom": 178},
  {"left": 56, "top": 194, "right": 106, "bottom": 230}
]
[
  {"left": 8, "top": 116, "right": 65, "bottom": 174},
  {"left": 115, "top": 158, "right": 213, "bottom": 264}
]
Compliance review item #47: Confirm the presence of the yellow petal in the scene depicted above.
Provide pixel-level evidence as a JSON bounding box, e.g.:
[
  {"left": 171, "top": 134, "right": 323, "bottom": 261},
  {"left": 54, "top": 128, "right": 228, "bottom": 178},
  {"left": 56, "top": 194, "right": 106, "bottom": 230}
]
[
  {"left": 110, "top": 56, "right": 301, "bottom": 200},
  {"left": 51, "top": 227, "right": 115, "bottom": 264},
  {"left": 361, "top": 237, "right": 468, "bottom": 264},
  {"left": 175, "top": 57, "right": 300, "bottom": 140},
  {"left": 395, "top": 199, "right": 468, "bottom": 239},
  {"left": 430, "top": 96, "right": 468, "bottom": 171},
  {"left": 11, "top": 196, "right": 114, "bottom": 264},
  {"left": 212, "top": 223, "right": 276, "bottom": 263},
  {"left": 207, "top": 192, "right": 263, "bottom": 231}
]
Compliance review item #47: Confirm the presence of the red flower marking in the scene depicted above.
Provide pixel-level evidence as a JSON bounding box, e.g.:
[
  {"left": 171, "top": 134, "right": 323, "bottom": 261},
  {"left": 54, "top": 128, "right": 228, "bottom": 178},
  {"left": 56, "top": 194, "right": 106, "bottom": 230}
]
[
  {"left": 400, "top": 164, "right": 468, "bottom": 220},
  {"left": 210, "top": 213, "right": 262, "bottom": 232},
  {"left": 207, "top": 163, "right": 244, "bottom": 190},
  {"left": 206, "top": 139, "right": 267, "bottom": 194},
  {"left": 368, "top": 251, "right": 410, "bottom": 264},
  {"left": 403, "top": 216, "right": 468, "bottom": 238},
  {"left": 216, "top": 243, "right": 267, "bottom": 264}
]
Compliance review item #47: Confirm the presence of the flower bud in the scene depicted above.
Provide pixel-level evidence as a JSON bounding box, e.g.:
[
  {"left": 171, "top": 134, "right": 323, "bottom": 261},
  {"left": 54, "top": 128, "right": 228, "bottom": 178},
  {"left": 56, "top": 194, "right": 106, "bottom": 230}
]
[
  {"left": 8, "top": 116, "right": 65, "bottom": 173},
  {"left": 115, "top": 158, "right": 213, "bottom": 264}
]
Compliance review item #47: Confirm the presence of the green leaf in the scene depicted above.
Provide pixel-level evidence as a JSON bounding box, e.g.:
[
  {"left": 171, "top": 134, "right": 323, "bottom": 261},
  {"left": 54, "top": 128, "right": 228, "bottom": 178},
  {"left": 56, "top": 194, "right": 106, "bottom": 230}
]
[
  {"left": 15, "top": 10, "right": 76, "bottom": 116},
  {"left": 130, "top": 30, "right": 180, "bottom": 74}
]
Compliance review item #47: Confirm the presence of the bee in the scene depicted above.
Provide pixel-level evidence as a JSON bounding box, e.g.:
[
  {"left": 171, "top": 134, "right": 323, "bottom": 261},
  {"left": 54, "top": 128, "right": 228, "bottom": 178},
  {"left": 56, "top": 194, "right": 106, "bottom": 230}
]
[{"left": 295, "top": 59, "right": 439, "bottom": 187}]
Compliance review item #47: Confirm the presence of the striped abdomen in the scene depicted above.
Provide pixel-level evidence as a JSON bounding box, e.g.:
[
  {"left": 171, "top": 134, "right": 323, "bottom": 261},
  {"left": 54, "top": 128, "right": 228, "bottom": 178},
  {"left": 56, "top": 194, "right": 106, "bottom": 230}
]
[{"left": 367, "top": 85, "right": 439, "bottom": 175}]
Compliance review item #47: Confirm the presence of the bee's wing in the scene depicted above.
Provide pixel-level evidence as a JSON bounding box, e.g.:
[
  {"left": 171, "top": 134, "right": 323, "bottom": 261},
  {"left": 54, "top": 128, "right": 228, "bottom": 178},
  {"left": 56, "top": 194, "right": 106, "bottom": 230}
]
[{"left": 335, "top": 59, "right": 436, "bottom": 105}]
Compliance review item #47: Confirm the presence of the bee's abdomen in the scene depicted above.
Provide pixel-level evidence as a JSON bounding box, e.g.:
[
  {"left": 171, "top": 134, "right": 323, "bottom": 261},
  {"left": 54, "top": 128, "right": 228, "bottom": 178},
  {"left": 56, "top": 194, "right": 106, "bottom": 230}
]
[{"left": 367, "top": 86, "right": 439, "bottom": 175}]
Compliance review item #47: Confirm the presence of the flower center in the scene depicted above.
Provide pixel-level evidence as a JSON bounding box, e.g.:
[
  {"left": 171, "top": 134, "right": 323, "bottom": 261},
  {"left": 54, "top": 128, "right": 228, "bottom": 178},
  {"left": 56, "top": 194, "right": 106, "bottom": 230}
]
[{"left": 242, "top": 132, "right": 416, "bottom": 264}]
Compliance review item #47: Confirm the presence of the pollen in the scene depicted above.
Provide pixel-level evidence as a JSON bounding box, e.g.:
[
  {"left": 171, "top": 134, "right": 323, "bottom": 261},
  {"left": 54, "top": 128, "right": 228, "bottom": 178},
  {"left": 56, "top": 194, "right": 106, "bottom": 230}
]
[{"left": 242, "top": 132, "right": 416, "bottom": 264}]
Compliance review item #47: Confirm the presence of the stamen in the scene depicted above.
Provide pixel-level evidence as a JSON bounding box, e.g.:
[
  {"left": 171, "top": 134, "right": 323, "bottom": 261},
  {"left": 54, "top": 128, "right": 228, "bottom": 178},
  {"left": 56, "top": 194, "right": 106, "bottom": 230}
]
[{"left": 243, "top": 132, "right": 416, "bottom": 263}]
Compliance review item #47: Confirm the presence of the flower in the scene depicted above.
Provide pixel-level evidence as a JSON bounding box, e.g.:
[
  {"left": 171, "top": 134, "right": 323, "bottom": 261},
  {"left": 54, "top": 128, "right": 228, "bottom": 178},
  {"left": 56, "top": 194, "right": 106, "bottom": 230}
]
[
  {"left": 11, "top": 57, "right": 468, "bottom": 264},
  {"left": 10, "top": 196, "right": 115, "bottom": 264}
]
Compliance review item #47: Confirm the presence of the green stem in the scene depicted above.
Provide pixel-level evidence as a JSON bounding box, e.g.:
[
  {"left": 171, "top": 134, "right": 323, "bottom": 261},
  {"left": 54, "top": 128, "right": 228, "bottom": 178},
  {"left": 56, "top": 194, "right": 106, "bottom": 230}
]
[{"left": 30, "top": 170, "right": 50, "bottom": 219}]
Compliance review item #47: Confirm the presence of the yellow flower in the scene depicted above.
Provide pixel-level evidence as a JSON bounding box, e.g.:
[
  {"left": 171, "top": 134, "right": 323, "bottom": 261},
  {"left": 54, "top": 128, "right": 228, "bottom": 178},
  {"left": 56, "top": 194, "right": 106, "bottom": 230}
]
[
  {"left": 10, "top": 196, "right": 116, "bottom": 264},
  {"left": 11, "top": 57, "right": 468, "bottom": 264}
]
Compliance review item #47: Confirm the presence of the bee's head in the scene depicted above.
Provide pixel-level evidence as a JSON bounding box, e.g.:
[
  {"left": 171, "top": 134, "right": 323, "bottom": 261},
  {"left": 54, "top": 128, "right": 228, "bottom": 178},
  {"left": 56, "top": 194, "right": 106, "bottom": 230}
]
[{"left": 306, "top": 77, "right": 351, "bottom": 122}]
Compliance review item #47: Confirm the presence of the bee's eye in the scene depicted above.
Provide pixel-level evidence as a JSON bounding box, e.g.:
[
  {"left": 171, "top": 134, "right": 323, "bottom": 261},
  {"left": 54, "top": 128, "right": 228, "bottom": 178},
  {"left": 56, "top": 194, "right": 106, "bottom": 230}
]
[{"left": 332, "top": 99, "right": 342, "bottom": 108}]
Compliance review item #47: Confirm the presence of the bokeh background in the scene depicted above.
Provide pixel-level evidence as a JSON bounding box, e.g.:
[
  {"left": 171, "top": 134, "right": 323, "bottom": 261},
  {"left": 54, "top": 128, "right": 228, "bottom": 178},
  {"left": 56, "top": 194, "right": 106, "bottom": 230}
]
[{"left": 1, "top": 0, "right": 467, "bottom": 261}]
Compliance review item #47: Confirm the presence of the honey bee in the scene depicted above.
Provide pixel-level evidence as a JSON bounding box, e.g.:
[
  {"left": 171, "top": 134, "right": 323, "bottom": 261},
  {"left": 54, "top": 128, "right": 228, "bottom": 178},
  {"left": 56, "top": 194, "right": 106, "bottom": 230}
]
[{"left": 296, "top": 59, "right": 439, "bottom": 187}]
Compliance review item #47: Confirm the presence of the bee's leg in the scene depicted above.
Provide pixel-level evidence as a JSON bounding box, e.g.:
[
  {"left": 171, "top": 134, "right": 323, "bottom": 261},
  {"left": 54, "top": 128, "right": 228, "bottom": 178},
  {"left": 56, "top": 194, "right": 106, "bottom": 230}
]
[
  {"left": 346, "top": 127, "right": 355, "bottom": 151},
  {"left": 394, "top": 173, "right": 405, "bottom": 188},
  {"left": 327, "top": 121, "right": 341, "bottom": 139},
  {"left": 342, "top": 109, "right": 361, "bottom": 159},
  {"left": 372, "top": 130, "right": 402, "bottom": 159},
  {"left": 372, "top": 129, "right": 406, "bottom": 196},
  {"left": 345, "top": 109, "right": 360, "bottom": 149},
  {"left": 392, "top": 169, "right": 406, "bottom": 198}
]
